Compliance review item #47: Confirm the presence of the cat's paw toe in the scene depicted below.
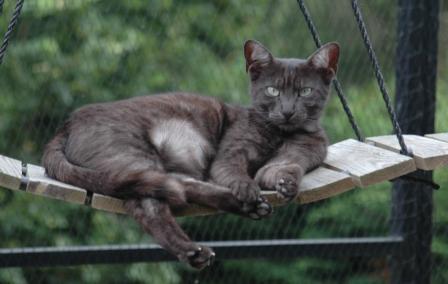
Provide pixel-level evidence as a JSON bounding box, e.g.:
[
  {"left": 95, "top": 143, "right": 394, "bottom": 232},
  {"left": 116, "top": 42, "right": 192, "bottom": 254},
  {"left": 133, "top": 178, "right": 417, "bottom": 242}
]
[
  {"left": 275, "top": 178, "right": 298, "bottom": 202},
  {"left": 256, "top": 197, "right": 273, "bottom": 216},
  {"left": 184, "top": 245, "right": 215, "bottom": 270},
  {"left": 230, "top": 180, "right": 260, "bottom": 204},
  {"left": 246, "top": 197, "right": 273, "bottom": 220}
]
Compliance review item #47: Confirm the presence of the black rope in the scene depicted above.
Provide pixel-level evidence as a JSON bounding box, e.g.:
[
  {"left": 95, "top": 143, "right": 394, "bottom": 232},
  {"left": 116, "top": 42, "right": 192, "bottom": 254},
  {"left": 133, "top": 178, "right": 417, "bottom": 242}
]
[
  {"left": 392, "top": 173, "right": 439, "bottom": 190},
  {"left": 0, "top": 0, "right": 5, "bottom": 14},
  {"left": 84, "top": 191, "right": 93, "bottom": 206},
  {"left": 296, "top": 0, "right": 364, "bottom": 142},
  {"left": 350, "top": 0, "right": 409, "bottom": 156},
  {"left": 0, "top": 0, "right": 24, "bottom": 65},
  {"left": 351, "top": 0, "right": 439, "bottom": 189},
  {"left": 297, "top": 0, "right": 437, "bottom": 190}
]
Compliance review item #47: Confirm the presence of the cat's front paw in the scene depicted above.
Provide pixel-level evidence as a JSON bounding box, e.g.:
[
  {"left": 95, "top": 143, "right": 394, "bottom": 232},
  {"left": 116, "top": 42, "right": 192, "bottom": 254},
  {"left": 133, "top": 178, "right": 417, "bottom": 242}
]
[
  {"left": 255, "top": 164, "right": 303, "bottom": 203},
  {"left": 274, "top": 176, "right": 299, "bottom": 201},
  {"left": 228, "top": 179, "right": 261, "bottom": 204}
]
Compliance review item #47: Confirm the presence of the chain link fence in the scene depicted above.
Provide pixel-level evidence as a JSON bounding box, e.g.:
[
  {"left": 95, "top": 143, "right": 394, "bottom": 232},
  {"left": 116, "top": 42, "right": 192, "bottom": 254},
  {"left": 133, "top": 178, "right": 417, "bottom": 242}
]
[{"left": 0, "top": 0, "right": 447, "bottom": 283}]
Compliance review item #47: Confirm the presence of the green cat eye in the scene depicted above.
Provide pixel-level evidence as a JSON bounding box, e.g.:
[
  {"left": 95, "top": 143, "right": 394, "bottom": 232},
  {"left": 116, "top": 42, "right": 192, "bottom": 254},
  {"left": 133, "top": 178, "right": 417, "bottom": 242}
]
[
  {"left": 265, "top": 86, "right": 280, "bottom": 97},
  {"left": 299, "top": 87, "right": 312, "bottom": 97}
]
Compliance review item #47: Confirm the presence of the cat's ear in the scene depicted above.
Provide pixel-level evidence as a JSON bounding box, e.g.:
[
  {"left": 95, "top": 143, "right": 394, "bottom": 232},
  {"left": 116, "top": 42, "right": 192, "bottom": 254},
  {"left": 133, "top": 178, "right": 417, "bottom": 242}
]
[
  {"left": 307, "top": 42, "right": 340, "bottom": 75},
  {"left": 244, "top": 40, "right": 273, "bottom": 75}
]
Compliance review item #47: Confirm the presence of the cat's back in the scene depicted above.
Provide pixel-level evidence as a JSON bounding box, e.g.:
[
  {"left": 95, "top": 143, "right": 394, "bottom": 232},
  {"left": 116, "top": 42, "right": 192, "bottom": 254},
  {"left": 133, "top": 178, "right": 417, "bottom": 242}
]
[
  {"left": 72, "top": 92, "right": 224, "bottom": 121},
  {"left": 63, "top": 93, "right": 234, "bottom": 177}
]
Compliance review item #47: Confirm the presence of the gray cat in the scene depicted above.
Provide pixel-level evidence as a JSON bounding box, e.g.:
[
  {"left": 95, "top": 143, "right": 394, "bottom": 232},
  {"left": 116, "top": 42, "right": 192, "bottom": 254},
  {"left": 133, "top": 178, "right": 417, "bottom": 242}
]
[{"left": 42, "top": 40, "right": 339, "bottom": 269}]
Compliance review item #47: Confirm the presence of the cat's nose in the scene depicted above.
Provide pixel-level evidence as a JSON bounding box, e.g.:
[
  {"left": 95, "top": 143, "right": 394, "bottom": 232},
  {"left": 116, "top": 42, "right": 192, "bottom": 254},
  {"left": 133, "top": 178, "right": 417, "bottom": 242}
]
[{"left": 282, "top": 111, "right": 294, "bottom": 121}]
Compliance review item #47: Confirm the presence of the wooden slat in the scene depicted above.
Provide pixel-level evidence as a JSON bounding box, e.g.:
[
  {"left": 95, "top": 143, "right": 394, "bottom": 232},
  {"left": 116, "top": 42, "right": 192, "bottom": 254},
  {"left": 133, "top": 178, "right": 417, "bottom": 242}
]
[
  {"left": 91, "top": 167, "right": 356, "bottom": 216},
  {"left": 0, "top": 155, "right": 22, "bottom": 190},
  {"left": 7, "top": 133, "right": 444, "bottom": 217},
  {"left": 367, "top": 135, "right": 448, "bottom": 170},
  {"left": 91, "top": 194, "right": 127, "bottom": 214},
  {"left": 297, "top": 167, "right": 355, "bottom": 204},
  {"left": 27, "top": 164, "right": 87, "bottom": 204},
  {"left": 263, "top": 167, "right": 354, "bottom": 204},
  {"left": 425, "top": 133, "right": 448, "bottom": 143},
  {"left": 91, "top": 194, "right": 217, "bottom": 217},
  {"left": 324, "top": 139, "right": 416, "bottom": 187}
]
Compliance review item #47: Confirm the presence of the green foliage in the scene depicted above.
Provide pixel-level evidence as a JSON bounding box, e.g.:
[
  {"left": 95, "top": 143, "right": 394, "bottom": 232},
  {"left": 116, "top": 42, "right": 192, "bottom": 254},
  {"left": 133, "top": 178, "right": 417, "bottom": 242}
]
[{"left": 0, "top": 0, "right": 447, "bottom": 283}]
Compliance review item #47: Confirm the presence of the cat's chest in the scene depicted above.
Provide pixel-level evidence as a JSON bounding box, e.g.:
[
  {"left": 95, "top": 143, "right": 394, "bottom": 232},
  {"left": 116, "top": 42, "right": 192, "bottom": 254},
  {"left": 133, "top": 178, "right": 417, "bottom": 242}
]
[{"left": 149, "top": 119, "right": 214, "bottom": 177}]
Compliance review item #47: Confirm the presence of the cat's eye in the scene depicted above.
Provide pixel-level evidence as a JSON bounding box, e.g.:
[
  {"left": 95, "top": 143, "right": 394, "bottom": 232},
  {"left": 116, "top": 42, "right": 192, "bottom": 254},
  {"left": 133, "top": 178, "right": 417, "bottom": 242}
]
[
  {"left": 299, "top": 87, "right": 312, "bottom": 97},
  {"left": 265, "top": 87, "right": 280, "bottom": 97}
]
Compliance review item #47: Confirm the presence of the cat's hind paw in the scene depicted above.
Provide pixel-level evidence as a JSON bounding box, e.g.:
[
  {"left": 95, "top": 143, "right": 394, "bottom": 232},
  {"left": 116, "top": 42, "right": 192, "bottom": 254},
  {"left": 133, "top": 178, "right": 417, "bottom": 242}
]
[
  {"left": 245, "top": 196, "right": 273, "bottom": 220},
  {"left": 182, "top": 245, "right": 215, "bottom": 270}
]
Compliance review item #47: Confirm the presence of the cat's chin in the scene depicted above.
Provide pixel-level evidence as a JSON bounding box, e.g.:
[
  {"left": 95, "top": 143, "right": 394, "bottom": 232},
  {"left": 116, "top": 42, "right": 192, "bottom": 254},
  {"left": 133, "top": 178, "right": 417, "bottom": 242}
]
[
  {"left": 276, "top": 123, "right": 301, "bottom": 132},
  {"left": 276, "top": 121, "right": 319, "bottom": 133}
]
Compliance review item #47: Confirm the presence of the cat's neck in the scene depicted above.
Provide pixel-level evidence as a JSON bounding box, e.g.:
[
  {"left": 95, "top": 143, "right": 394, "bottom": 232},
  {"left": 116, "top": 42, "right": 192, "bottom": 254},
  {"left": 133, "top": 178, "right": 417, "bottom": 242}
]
[{"left": 246, "top": 107, "right": 321, "bottom": 138}]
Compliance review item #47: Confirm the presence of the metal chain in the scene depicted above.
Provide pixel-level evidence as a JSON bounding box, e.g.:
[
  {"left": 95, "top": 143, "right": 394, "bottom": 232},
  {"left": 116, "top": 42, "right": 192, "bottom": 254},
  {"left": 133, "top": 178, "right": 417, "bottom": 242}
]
[
  {"left": 0, "top": 0, "right": 25, "bottom": 65},
  {"left": 351, "top": 0, "right": 410, "bottom": 156},
  {"left": 296, "top": 0, "right": 364, "bottom": 142}
]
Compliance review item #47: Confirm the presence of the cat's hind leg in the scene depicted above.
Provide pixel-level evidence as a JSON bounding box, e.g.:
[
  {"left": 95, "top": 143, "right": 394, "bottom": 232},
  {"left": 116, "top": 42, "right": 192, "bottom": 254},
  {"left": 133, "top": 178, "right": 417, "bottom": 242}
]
[
  {"left": 172, "top": 176, "right": 273, "bottom": 220},
  {"left": 125, "top": 198, "right": 215, "bottom": 269},
  {"left": 121, "top": 172, "right": 272, "bottom": 220}
]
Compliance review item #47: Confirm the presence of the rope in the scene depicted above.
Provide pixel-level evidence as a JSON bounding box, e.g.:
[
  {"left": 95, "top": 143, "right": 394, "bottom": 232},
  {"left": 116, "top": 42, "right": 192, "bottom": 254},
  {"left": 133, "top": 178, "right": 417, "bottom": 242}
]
[
  {"left": 0, "top": 0, "right": 4, "bottom": 14},
  {"left": 297, "top": 0, "right": 437, "bottom": 189},
  {"left": 0, "top": 0, "right": 25, "bottom": 65},
  {"left": 350, "top": 0, "right": 410, "bottom": 156},
  {"left": 351, "top": 0, "right": 440, "bottom": 189},
  {"left": 296, "top": 0, "right": 364, "bottom": 142}
]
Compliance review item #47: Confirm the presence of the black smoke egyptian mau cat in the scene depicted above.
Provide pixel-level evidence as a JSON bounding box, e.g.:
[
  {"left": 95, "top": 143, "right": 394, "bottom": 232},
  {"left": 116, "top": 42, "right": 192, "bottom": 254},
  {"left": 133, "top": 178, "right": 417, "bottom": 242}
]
[{"left": 42, "top": 40, "right": 339, "bottom": 269}]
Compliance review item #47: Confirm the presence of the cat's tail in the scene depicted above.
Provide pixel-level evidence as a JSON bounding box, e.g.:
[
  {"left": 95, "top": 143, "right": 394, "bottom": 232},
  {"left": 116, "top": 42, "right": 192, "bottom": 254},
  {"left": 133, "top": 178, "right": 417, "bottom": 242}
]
[
  {"left": 41, "top": 123, "right": 116, "bottom": 194},
  {"left": 41, "top": 124, "right": 187, "bottom": 205}
]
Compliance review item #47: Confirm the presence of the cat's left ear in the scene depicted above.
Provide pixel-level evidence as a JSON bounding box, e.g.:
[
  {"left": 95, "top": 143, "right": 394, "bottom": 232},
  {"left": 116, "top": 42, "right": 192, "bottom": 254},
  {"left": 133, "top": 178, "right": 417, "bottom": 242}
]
[
  {"left": 244, "top": 40, "right": 273, "bottom": 75},
  {"left": 307, "top": 42, "right": 340, "bottom": 76}
]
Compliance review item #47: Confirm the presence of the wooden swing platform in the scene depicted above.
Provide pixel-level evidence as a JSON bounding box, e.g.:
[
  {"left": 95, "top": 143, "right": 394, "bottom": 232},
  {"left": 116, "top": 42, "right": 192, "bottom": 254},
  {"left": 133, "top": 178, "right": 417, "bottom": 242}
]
[{"left": 1, "top": 133, "right": 448, "bottom": 217}]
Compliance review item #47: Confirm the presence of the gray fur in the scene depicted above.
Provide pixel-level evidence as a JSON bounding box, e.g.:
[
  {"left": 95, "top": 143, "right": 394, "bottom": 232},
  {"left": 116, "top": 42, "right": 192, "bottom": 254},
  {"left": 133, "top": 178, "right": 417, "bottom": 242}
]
[{"left": 42, "top": 40, "right": 339, "bottom": 269}]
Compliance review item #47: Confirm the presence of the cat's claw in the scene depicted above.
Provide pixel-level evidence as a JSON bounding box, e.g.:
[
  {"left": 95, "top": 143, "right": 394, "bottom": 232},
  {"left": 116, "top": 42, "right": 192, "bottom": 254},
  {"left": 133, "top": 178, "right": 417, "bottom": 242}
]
[
  {"left": 183, "top": 245, "right": 215, "bottom": 270},
  {"left": 275, "top": 177, "right": 298, "bottom": 202}
]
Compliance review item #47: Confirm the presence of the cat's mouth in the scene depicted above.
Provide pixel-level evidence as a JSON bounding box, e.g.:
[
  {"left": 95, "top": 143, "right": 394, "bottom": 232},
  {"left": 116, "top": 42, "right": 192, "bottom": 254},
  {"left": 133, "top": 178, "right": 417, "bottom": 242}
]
[{"left": 277, "top": 122, "right": 300, "bottom": 132}]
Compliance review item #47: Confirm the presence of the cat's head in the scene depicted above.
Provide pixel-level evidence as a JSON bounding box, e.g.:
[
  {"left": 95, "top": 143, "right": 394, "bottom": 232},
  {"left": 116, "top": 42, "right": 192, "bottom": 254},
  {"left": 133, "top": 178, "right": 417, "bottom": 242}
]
[{"left": 244, "top": 40, "right": 339, "bottom": 133}]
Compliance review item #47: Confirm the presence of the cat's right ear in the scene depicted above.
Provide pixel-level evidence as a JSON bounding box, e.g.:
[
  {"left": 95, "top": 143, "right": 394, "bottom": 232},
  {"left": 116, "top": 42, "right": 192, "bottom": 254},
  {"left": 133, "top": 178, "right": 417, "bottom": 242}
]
[
  {"left": 307, "top": 42, "right": 340, "bottom": 78},
  {"left": 244, "top": 40, "right": 273, "bottom": 78}
]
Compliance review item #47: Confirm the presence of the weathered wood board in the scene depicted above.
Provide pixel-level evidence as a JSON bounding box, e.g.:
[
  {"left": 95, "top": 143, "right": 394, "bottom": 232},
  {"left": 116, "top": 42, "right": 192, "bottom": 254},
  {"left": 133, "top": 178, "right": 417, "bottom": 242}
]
[
  {"left": 91, "top": 167, "right": 355, "bottom": 215},
  {"left": 367, "top": 135, "right": 448, "bottom": 170},
  {"left": 91, "top": 194, "right": 127, "bottom": 214},
  {"left": 0, "top": 155, "right": 22, "bottom": 190},
  {"left": 27, "top": 164, "right": 87, "bottom": 204},
  {"left": 297, "top": 167, "right": 355, "bottom": 204},
  {"left": 91, "top": 194, "right": 218, "bottom": 217},
  {"left": 0, "top": 153, "right": 356, "bottom": 216},
  {"left": 7, "top": 132, "right": 448, "bottom": 217},
  {"left": 324, "top": 139, "right": 416, "bottom": 187},
  {"left": 425, "top": 133, "right": 448, "bottom": 143}
]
